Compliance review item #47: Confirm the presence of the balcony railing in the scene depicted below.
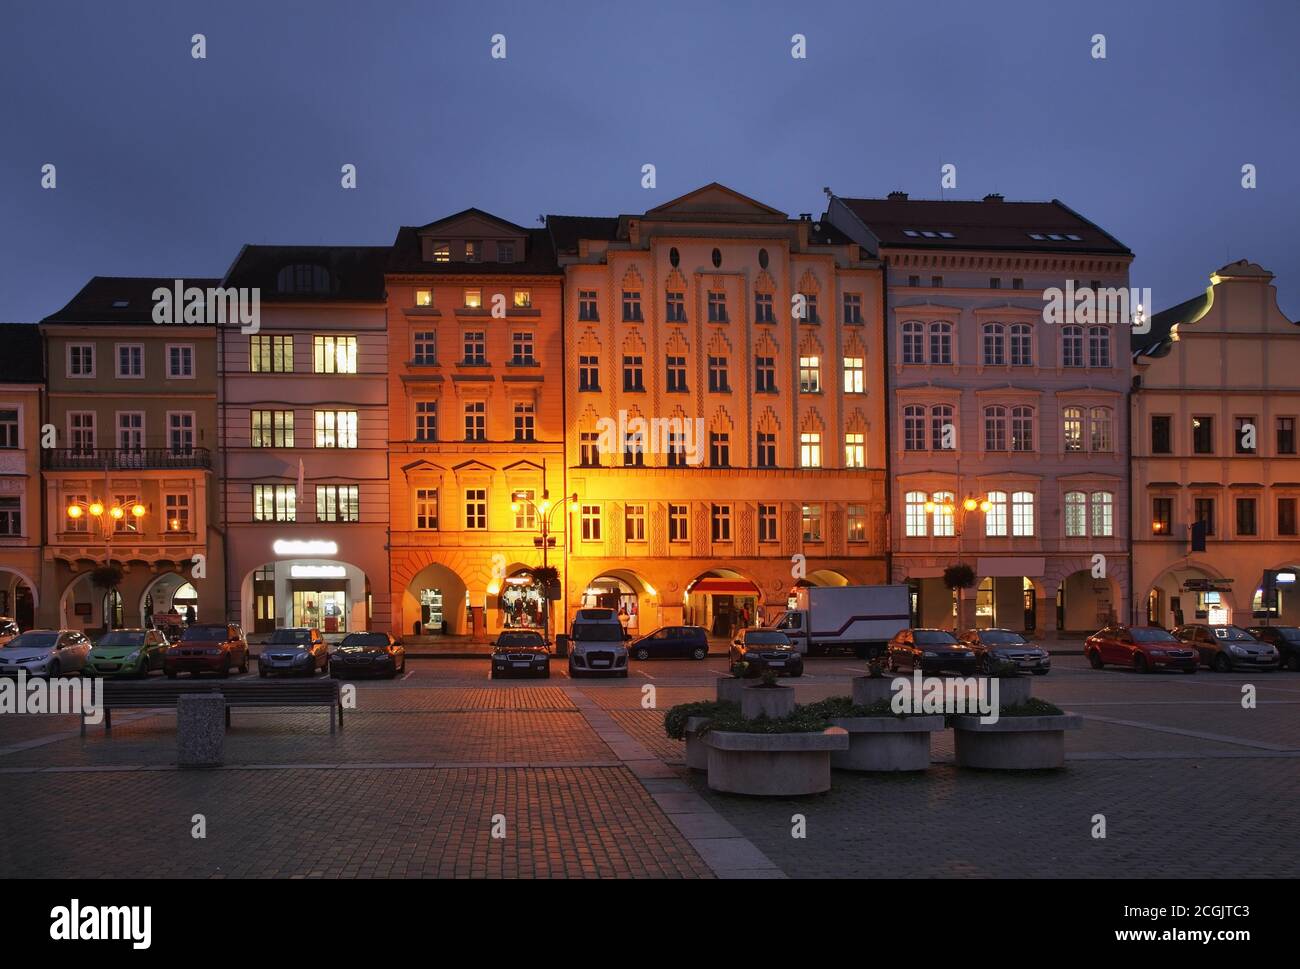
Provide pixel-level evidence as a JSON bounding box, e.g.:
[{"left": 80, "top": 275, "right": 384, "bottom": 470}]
[{"left": 42, "top": 447, "right": 212, "bottom": 471}]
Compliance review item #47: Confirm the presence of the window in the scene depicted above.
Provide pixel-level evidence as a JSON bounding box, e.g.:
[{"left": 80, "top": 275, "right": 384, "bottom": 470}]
[
  {"left": 432, "top": 243, "right": 450, "bottom": 264},
  {"left": 164, "top": 493, "right": 190, "bottom": 533},
  {"left": 1236, "top": 497, "right": 1258, "bottom": 536},
  {"left": 114, "top": 344, "right": 143, "bottom": 378},
  {"left": 497, "top": 241, "right": 516, "bottom": 263},
  {"left": 167, "top": 344, "right": 194, "bottom": 378},
  {"left": 666, "top": 291, "right": 686, "bottom": 322},
  {"left": 251, "top": 410, "right": 294, "bottom": 448},
  {"left": 908, "top": 275, "right": 920, "bottom": 287},
  {"left": 843, "top": 356, "right": 864, "bottom": 394},
  {"left": 415, "top": 489, "right": 439, "bottom": 529},
  {"left": 847, "top": 504, "right": 867, "bottom": 542},
  {"left": 1091, "top": 492, "right": 1114, "bottom": 537},
  {"left": 1194, "top": 497, "right": 1216, "bottom": 537},
  {"left": 69, "top": 412, "right": 95, "bottom": 454},
  {"left": 902, "top": 322, "right": 924, "bottom": 364},
  {"left": 1088, "top": 326, "right": 1111, "bottom": 368},
  {"left": 1011, "top": 491, "right": 1035, "bottom": 536},
  {"left": 623, "top": 355, "right": 645, "bottom": 392},
  {"left": 797, "top": 293, "right": 819, "bottom": 324},
  {"left": 253, "top": 485, "right": 296, "bottom": 522},
  {"left": 1192, "top": 416, "right": 1214, "bottom": 454},
  {"left": 845, "top": 432, "right": 865, "bottom": 468},
  {"left": 414, "top": 289, "right": 433, "bottom": 307},
  {"left": 755, "top": 356, "right": 776, "bottom": 392},
  {"left": 317, "top": 485, "right": 360, "bottom": 523},
  {"left": 928, "top": 322, "right": 952, "bottom": 364},
  {"left": 931, "top": 405, "right": 954, "bottom": 450},
  {"left": 622, "top": 291, "right": 643, "bottom": 322},
  {"left": 314, "top": 411, "right": 357, "bottom": 448},
  {"left": 984, "top": 406, "right": 1007, "bottom": 451},
  {"left": 277, "top": 264, "right": 330, "bottom": 293},
  {"left": 623, "top": 426, "right": 644, "bottom": 466},
  {"left": 68, "top": 344, "right": 95, "bottom": 377},
  {"left": 463, "top": 331, "right": 486, "bottom": 364},
  {"left": 707, "top": 356, "right": 730, "bottom": 393},
  {"left": 709, "top": 431, "right": 730, "bottom": 468},
  {"left": 799, "top": 431, "right": 822, "bottom": 468},
  {"left": 798, "top": 356, "right": 821, "bottom": 393},
  {"left": 985, "top": 491, "right": 1008, "bottom": 537},
  {"left": 625, "top": 504, "right": 646, "bottom": 542},
  {"left": 802, "top": 504, "right": 823, "bottom": 542},
  {"left": 513, "top": 289, "right": 531, "bottom": 309},
  {"left": 758, "top": 504, "right": 778, "bottom": 543},
  {"left": 168, "top": 412, "right": 195, "bottom": 455},
  {"left": 414, "top": 400, "right": 437, "bottom": 442},
  {"left": 1012, "top": 278, "right": 1024, "bottom": 290},
  {"left": 580, "top": 431, "right": 600, "bottom": 467},
  {"left": 1279, "top": 497, "right": 1297, "bottom": 536},
  {"left": 411, "top": 330, "right": 437, "bottom": 366},
  {"left": 463, "top": 288, "right": 482, "bottom": 309},
  {"left": 1236, "top": 416, "right": 1256, "bottom": 454},
  {"left": 904, "top": 491, "right": 928, "bottom": 537},
  {"left": 989, "top": 278, "right": 1001, "bottom": 289},
  {"left": 707, "top": 291, "right": 728, "bottom": 323},
  {"left": 64, "top": 492, "right": 88, "bottom": 532},
  {"left": 842, "top": 293, "right": 863, "bottom": 325},
  {"left": 711, "top": 504, "right": 732, "bottom": 542},
  {"left": 1278, "top": 417, "right": 1296, "bottom": 455},
  {"left": 755, "top": 292, "right": 775, "bottom": 323},
  {"left": 251, "top": 335, "right": 293, "bottom": 373},
  {"left": 1062, "top": 326, "right": 1083, "bottom": 368},
  {"left": 464, "top": 402, "right": 486, "bottom": 441},
  {"left": 465, "top": 241, "right": 481, "bottom": 263},
  {"left": 903, "top": 405, "right": 926, "bottom": 451},
  {"left": 982, "top": 324, "right": 1005, "bottom": 366},
  {"left": 513, "top": 401, "right": 535, "bottom": 442},
  {"left": 668, "top": 504, "right": 689, "bottom": 542},
  {"left": 578, "top": 290, "right": 598, "bottom": 322},
  {"left": 666, "top": 355, "right": 687, "bottom": 392},
  {"left": 0, "top": 497, "right": 21, "bottom": 537},
  {"left": 1063, "top": 407, "right": 1083, "bottom": 452},
  {"left": 1064, "top": 491, "right": 1087, "bottom": 537},
  {"left": 1010, "top": 324, "right": 1032, "bottom": 366},
  {"left": 1152, "top": 497, "right": 1173, "bottom": 535},
  {"left": 932, "top": 491, "right": 955, "bottom": 537},
  {"left": 666, "top": 430, "right": 686, "bottom": 467},
  {"left": 1151, "top": 415, "right": 1172, "bottom": 454},
  {"left": 1011, "top": 406, "right": 1034, "bottom": 452},
  {"left": 511, "top": 331, "right": 535, "bottom": 365},
  {"left": 581, "top": 504, "right": 601, "bottom": 541},
  {"left": 465, "top": 489, "right": 487, "bottom": 530},
  {"left": 313, "top": 336, "right": 357, "bottom": 374},
  {"left": 512, "top": 490, "right": 536, "bottom": 529},
  {"left": 578, "top": 355, "right": 600, "bottom": 392},
  {"left": 0, "top": 410, "right": 16, "bottom": 449},
  {"left": 756, "top": 431, "right": 776, "bottom": 468},
  {"left": 1089, "top": 407, "right": 1113, "bottom": 452},
  {"left": 117, "top": 412, "right": 143, "bottom": 455}
]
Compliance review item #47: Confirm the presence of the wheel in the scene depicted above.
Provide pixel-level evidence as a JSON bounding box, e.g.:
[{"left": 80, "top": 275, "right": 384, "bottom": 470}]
[
  {"left": 1213, "top": 653, "right": 1232, "bottom": 673},
  {"left": 1033, "top": 669, "right": 1049, "bottom": 676},
  {"left": 239, "top": 653, "right": 249, "bottom": 674},
  {"left": 1133, "top": 653, "right": 1148, "bottom": 674},
  {"left": 790, "top": 669, "right": 804, "bottom": 678},
  {"left": 1184, "top": 667, "right": 1197, "bottom": 674},
  {"left": 399, "top": 658, "right": 406, "bottom": 674},
  {"left": 216, "top": 663, "right": 229, "bottom": 679},
  {"left": 258, "top": 666, "right": 268, "bottom": 678},
  {"left": 634, "top": 647, "right": 650, "bottom": 661},
  {"left": 691, "top": 645, "right": 707, "bottom": 661},
  {"left": 1087, "top": 650, "right": 1104, "bottom": 670},
  {"left": 1287, "top": 653, "right": 1300, "bottom": 672},
  {"left": 48, "top": 659, "right": 61, "bottom": 678},
  {"left": 619, "top": 670, "right": 629, "bottom": 678},
  {"left": 567, "top": 664, "right": 578, "bottom": 679}
]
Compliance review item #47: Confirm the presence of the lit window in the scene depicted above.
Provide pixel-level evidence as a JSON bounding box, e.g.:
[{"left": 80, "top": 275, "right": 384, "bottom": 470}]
[
  {"left": 799, "top": 356, "right": 821, "bottom": 394},
  {"left": 985, "top": 491, "right": 1008, "bottom": 537},
  {"left": 513, "top": 289, "right": 531, "bottom": 308},
  {"left": 904, "top": 491, "right": 928, "bottom": 537},
  {"left": 1090, "top": 491, "right": 1114, "bottom": 537},
  {"left": 800, "top": 432, "right": 822, "bottom": 468},
  {"left": 1012, "top": 491, "right": 1035, "bottom": 536},
  {"left": 314, "top": 411, "right": 358, "bottom": 448},
  {"left": 464, "top": 289, "right": 482, "bottom": 309},
  {"left": 802, "top": 504, "right": 823, "bottom": 542},
  {"left": 415, "top": 289, "right": 433, "bottom": 307},
  {"left": 845, "top": 432, "right": 865, "bottom": 468},
  {"left": 843, "top": 356, "right": 864, "bottom": 394},
  {"left": 313, "top": 336, "right": 357, "bottom": 374},
  {"left": 1064, "top": 492, "right": 1087, "bottom": 537},
  {"left": 316, "top": 485, "right": 360, "bottom": 523}
]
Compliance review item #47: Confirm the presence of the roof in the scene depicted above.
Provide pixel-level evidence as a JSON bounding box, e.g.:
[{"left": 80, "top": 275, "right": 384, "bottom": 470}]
[
  {"left": 223, "top": 246, "right": 389, "bottom": 301},
  {"left": 1134, "top": 290, "right": 1211, "bottom": 357},
  {"left": 42, "top": 275, "right": 221, "bottom": 325},
  {"left": 0, "top": 324, "right": 44, "bottom": 382},
  {"left": 546, "top": 216, "right": 621, "bottom": 254},
  {"left": 387, "top": 226, "right": 559, "bottom": 275},
  {"left": 835, "top": 195, "right": 1131, "bottom": 255}
]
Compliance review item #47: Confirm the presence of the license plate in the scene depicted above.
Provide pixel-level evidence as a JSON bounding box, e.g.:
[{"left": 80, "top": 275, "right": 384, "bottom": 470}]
[
  {"left": 2, "top": 667, "right": 19, "bottom": 674},
  {"left": 591, "top": 660, "right": 610, "bottom": 667},
  {"left": 511, "top": 661, "right": 531, "bottom": 668},
  {"left": 769, "top": 661, "right": 786, "bottom": 667}
]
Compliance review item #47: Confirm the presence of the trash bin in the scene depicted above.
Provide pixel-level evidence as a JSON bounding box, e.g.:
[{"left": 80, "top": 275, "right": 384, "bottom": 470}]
[
  {"left": 177, "top": 693, "right": 224, "bottom": 768},
  {"left": 555, "top": 633, "right": 569, "bottom": 659}
]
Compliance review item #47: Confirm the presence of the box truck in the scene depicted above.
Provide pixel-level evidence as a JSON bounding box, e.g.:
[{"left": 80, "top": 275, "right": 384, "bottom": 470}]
[{"left": 767, "top": 585, "right": 911, "bottom": 658}]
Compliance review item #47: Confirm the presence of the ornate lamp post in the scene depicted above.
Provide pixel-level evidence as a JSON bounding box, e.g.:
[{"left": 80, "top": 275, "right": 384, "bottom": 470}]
[
  {"left": 509, "top": 489, "right": 578, "bottom": 642},
  {"left": 924, "top": 493, "right": 991, "bottom": 630},
  {"left": 66, "top": 498, "right": 146, "bottom": 630}
]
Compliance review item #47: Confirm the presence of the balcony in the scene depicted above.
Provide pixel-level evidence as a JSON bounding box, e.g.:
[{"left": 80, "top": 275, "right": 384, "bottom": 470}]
[{"left": 42, "top": 448, "right": 212, "bottom": 471}]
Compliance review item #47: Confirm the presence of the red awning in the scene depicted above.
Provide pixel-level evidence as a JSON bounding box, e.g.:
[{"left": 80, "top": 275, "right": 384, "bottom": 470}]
[{"left": 688, "top": 578, "right": 759, "bottom": 595}]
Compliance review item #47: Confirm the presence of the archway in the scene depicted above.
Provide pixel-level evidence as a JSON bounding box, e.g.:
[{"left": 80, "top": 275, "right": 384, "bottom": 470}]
[
  {"left": 1145, "top": 564, "right": 1236, "bottom": 629},
  {"left": 0, "top": 568, "right": 37, "bottom": 630},
  {"left": 807, "top": 569, "right": 851, "bottom": 588},
  {"left": 140, "top": 571, "right": 199, "bottom": 628},
  {"left": 1259, "top": 563, "right": 1300, "bottom": 625},
  {"left": 1056, "top": 570, "right": 1121, "bottom": 633},
  {"left": 492, "top": 567, "right": 549, "bottom": 633},
  {"left": 403, "top": 561, "right": 470, "bottom": 637},
  {"left": 975, "top": 576, "right": 1037, "bottom": 632},
  {"left": 685, "top": 568, "right": 761, "bottom": 638},
  {"left": 241, "top": 559, "right": 372, "bottom": 638},
  {"left": 581, "top": 570, "right": 655, "bottom": 637},
  {"left": 906, "top": 577, "right": 957, "bottom": 630}
]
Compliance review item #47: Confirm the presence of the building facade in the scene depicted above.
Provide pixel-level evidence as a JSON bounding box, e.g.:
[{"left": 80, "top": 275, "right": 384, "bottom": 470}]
[
  {"left": 38, "top": 278, "right": 224, "bottom": 630},
  {"left": 219, "top": 248, "right": 390, "bottom": 639},
  {"left": 549, "top": 184, "right": 889, "bottom": 637},
  {"left": 0, "top": 324, "right": 46, "bottom": 628},
  {"left": 1133, "top": 260, "right": 1300, "bottom": 627},
  {"left": 827, "top": 193, "right": 1133, "bottom": 636},
  {"left": 385, "top": 210, "right": 566, "bottom": 640}
]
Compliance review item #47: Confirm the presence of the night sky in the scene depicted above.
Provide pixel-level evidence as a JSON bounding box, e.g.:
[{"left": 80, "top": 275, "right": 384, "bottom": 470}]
[{"left": 2, "top": 0, "right": 1297, "bottom": 321}]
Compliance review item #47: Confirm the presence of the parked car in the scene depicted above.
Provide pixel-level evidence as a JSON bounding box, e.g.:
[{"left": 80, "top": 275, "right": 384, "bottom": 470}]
[
  {"left": 567, "top": 608, "right": 629, "bottom": 678},
  {"left": 1245, "top": 625, "right": 1300, "bottom": 671},
  {"left": 330, "top": 631, "right": 405, "bottom": 679},
  {"left": 959, "top": 628, "right": 1051, "bottom": 675},
  {"left": 627, "top": 625, "right": 709, "bottom": 661},
  {"left": 0, "top": 629, "right": 92, "bottom": 677},
  {"left": 258, "top": 627, "right": 328, "bottom": 677},
  {"left": 491, "top": 630, "right": 551, "bottom": 678},
  {"left": 84, "top": 628, "right": 170, "bottom": 678},
  {"left": 1084, "top": 624, "right": 1197, "bottom": 673},
  {"left": 164, "top": 623, "right": 249, "bottom": 678},
  {"left": 1173, "top": 624, "right": 1279, "bottom": 672},
  {"left": 0, "top": 617, "right": 21, "bottom": 648},
  {"left": 730, "top": 628, "right": 804, "bottom": 678},
  {"left": 887, "top": 628, "right": 978, "bottom": 675}
]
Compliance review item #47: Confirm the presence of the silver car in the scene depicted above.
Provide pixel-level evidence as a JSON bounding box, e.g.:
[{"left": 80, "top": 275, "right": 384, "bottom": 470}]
[{"left": 0, "top": 629, "right": 92, "bottom": 677}]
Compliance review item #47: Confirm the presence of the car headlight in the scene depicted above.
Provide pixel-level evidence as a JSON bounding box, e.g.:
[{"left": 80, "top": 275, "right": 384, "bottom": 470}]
[
  {"left": 1229, "top": 645, "right": 1248, "bottom": 656},
  {"left": 922, "top": 651, "right": 937, "bottom": 657}
]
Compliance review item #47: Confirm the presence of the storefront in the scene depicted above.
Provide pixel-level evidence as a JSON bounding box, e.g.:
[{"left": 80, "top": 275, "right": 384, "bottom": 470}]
[
  {"left": 500, "top": 571, "right": 547, "bottom": 630},
  {"left": 684, "top": 573, "right": 760, "bottom": 638},
  {"left": 239, "top": 553, "right": 373, "bottom": 637},
  {"left": 581, "top": 574, "right": 643, "bottom": 635}
]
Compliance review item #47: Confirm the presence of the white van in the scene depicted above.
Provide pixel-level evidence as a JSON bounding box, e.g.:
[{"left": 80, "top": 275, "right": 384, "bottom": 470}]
[{"left": 567, "top": 608, "right": 629, "bottom": 678}]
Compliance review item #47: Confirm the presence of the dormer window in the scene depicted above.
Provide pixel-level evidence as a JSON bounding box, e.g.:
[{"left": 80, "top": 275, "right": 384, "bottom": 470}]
[
  {"left": 415, "top": 289, "right": 433, "bottom": 307},
  {"left": 497, "top": 241, "right": 516, "bottom": 263},
  {"left": 432, "top": 242, "right": 450, "bottom": 263},
  {"left": 465, "top": 241, "right": 482, "bottom": 263},
  {"left": 277, "top": 264, "right": 331, "bottom": 294}
]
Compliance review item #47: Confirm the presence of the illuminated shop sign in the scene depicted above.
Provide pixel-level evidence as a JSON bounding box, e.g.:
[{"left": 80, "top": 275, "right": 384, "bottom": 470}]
[
  {"left": 273, "top": 539, "right": 338, "bottom": 556},
  {"left": 290, "top": 565, "right": 347, "bottom": 579}
]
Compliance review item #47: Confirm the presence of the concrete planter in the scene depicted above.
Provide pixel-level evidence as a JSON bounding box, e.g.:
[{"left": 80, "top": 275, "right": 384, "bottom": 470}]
[
  {"left": 851, "top": 675, "right": 904, "bottom": 707},
  {"left": 987, "top": 675, "right": 1033, "bottom": 707},
  {"left": 952, "top": 714, "right": 1083, "bottom": 770},
  {"left": 705, "top": 728, "right": 849, "bottom": 796},
  {"left": 828, "top": 715, "right": 945, "bottom": 772},
  {"left": 684, "top": 716, "right": 710, "bottom": 772},
  {"left": 715, "top": 676, "right": 747, "bottom": 705},
  {"left": 741, "top": 684, "right": 795, "bottom": 721}
]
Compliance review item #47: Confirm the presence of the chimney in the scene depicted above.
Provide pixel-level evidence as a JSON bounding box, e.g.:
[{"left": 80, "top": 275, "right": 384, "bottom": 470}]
[
  {"left": 983, "top": 193, "right": 1005, "bottom": 202},
  {"left": 887, "top": 191, "right": 908, "bottom": 201},
  {"left": 798, "top": 213, "right": 812, "bottom": 221}
]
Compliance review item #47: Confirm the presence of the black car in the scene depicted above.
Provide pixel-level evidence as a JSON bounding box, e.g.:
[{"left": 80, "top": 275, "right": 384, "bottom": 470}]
[
  {"left": 729, "top": 629, "right": 803, "bottom": 678},
  {"left": 959, "top": 628, "right": 1051, "bottom": 675},
  {"left": 627, "top": 625, "right": 709, "bottom": 661},
  {"left": 887, "top": 628, "right": 978, "bottom": 675},
  {"left": 491, "top": 630, "right": 551, "bottom": 679},
  {"left": 1246, "top": 625, "right": 1300, "bottom": 671},
  {"left": 1172, "top": 624, "right": 1279, "bottom": 672},
  {"left": 330, "top": 631, "right": 406, "bottom": 679}
]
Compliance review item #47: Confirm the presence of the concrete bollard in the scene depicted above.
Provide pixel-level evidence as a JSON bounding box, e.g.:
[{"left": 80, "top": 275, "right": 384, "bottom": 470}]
[{"left": 177, "top": 693, "right": 225, "bottom": 768}]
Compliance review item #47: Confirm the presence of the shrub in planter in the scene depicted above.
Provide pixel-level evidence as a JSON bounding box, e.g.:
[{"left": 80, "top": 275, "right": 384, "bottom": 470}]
[
  {"left": 804, "top": 696, "right": 944, "bottom": 772},
  {"left": 951, "top": 696, "right": 1081, "bottom": 770},
  {"left": 982, "top": 657, "right": 1033, "bottom": 706},
  {"left": 701, "top": 705, "right": 847, "bottom": 795},
  {"left": 664, "top": 700, "right": 738, "bottom": 740}
]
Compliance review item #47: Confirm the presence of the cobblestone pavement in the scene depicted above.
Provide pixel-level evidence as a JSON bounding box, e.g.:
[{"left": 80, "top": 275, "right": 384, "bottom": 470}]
[{"left": 1, "top": 656, "right": 1297, "bottom": 877}]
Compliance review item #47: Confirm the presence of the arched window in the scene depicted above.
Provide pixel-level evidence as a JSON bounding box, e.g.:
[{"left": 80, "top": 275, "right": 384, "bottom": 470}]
[
  {"left": 1062, "top": 406, "right": 1084, "bottom": 452},
  {"left": 982, "top": 323, "right": 1006, "bottom": 366},
  {"left": 932, "top": 491, "right": 955, "bottom": 537},
  {"left": 1090, "top": 491, "right": 1114, "bottom": 536},
  {"left": 1089, "top": 406, "right": 1113, "bottom": 452},
  {"left": 1011, "top": 491, "right": 1035, "bottom": 536},
  {"left": 1064, "top": 491, "right": 1087, "bottom": 536},
  {"left": 901, "top": 321, "right": 924, "bottom": 364},
  {"left": 904, "top": 491, "right": 928, "bottom": 537},
  {"left": 1088, "top": 325, "right": 1111, "bottom": 368},
  {"left": 277, "top": 264, "right": 331, "bottom": 295},
  {"left": 930, "top": 404, "right": 954, "bottom": 450},
  {"left": 1062, "top": 325, "right": 1084, "bottom": 368},
  {"left": 1011, "top": 405, "right": 1034, "bottom": 452},
  {"left": 929, "top": 322, "right": 953, "bottom": 365},
  {"left": 903, "top": 405, "right": 926, "bottom": 451},
  {"left": 1010, "top": 323, "right": 1033, "bottom": 366},
  {"left": 985, "top": 490, "right": 1008, "bottom": 536},
  {"left": 984, "top": 405, "right": 1007, "bottom": 451}
]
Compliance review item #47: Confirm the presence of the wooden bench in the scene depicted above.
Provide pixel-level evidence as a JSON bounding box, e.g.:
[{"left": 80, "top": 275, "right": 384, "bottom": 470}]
[{"left": 86, "top": 680, "right": 344, "bottom": 735}]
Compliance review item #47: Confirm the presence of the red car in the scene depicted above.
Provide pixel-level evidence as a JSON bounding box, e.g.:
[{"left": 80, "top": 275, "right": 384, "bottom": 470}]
[
  {"left": 1084, "top": 624, "right": 1197, "bottom": 673},
  {"left": 164, "top": 623, "right": 249, "bottom": 678}
]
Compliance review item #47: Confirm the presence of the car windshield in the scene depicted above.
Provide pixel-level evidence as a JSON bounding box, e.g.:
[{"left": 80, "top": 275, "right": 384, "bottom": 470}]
[
  {"left": 341, "top": 633, "right": 389, "bottom": 647},
  {"left": 915, "top": 630, "right": 958, "bottom": 645},
  {"left": 497, "top": 633, "right": 544, "bottom": 647},
  {"left": 1268, "top": 626, "right": 1300, "bottom": 637},
  {"left": 745, "top": 631, "right": 790, "bottom": 645},
  {"left": 182, "top": 626, "right": 228, "bottom": 642},
  {"left": 980, "top": 630, "right": 1027, "bottom": 645},
  {"left": 96, "top": 632, "right": 145, "bottom": 647},
  {"left": 572, "top": 624, "right": 623, "bottom": 642},
  {"left": 1131, "top": 628, "right": 1178, "bottom": 643},
  {"left": 1212, "top": 626, "right": 1254, "bottom": 641},
  {"left": 4, "top": 631, "right": 58, "bottom": 650},
  {"left": 575, "top": 609, "right": 616, "bottom": 622},
  {"left": 269, "top": 629, "right": 312, "bottom": 644}
]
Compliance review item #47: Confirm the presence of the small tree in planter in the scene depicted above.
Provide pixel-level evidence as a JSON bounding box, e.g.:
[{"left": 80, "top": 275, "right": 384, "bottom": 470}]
[{"left": 943, "top": 563, "right": 976, "bottom": 632}]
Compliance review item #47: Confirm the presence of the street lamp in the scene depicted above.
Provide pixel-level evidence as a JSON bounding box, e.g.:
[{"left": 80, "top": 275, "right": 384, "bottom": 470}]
[
  {"left": 509, "top": 489, "right": 579, "bottom": 641},
  {"left": 925, "top": 492, "right": 991, "bottom": 630},
  {"left": 65, "top": 498, "right": 146, "bottom": 631}
]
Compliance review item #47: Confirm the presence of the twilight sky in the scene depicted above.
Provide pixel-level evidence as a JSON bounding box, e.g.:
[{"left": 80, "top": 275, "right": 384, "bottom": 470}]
[{"left": 2, "top": 0, "right": 1297, "bottom": 322}]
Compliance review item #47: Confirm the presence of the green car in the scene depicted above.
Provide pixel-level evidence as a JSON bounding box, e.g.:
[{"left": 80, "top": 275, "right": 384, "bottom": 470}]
[{"left": 84, "top": 628, "right": 171, "bottom": 678}]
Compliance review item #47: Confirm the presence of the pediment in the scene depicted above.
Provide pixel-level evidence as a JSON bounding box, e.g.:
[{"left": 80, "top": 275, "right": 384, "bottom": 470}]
[{"left": 645, "top": 183, "right": 787, "bottom": 221}]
